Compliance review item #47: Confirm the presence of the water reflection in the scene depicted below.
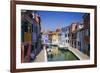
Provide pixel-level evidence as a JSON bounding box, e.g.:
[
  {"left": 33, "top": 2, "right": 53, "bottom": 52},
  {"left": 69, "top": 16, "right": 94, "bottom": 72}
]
[{"left": 46, "top": 45, "right": 79, "bottom": 61}]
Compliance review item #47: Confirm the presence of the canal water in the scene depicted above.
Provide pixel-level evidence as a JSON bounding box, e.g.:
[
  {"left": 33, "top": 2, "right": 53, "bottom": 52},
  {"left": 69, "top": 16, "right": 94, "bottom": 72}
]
[{"left": 46, "top": 45, "right": 79, "bottom": 61}]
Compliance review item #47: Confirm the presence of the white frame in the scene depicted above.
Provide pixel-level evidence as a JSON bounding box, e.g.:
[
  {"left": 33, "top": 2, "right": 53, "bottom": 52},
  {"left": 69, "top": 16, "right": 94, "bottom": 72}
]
[{"left": 16, "top": 4, "right": 95, "bottom": 69}]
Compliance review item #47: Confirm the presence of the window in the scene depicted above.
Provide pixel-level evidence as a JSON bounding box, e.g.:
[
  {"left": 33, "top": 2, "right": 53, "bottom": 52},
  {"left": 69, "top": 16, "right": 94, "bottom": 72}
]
[
  {"left": 68, "top": 40, "right": 69, "bottom": 43},
  {"left": 68, "top": 33, "right": 69, "bottom": 37},
  {"left": 66, "top": 40, "right": 67, "bottom": 43},
  {"left": 65, "top": 34, "right": 67, "bottom": 37},
  {"left": 78, "top": 42, "right": 80, "bottom": 46},
  {"left": 74, "top": 41, "right": 76, "bottom": 48}
]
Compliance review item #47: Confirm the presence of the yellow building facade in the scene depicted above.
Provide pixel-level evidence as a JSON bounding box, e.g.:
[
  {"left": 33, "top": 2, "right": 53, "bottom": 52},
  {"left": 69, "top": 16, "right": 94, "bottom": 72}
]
[{"left": 51, "top": 32, "right": 59, "bottom": 45}]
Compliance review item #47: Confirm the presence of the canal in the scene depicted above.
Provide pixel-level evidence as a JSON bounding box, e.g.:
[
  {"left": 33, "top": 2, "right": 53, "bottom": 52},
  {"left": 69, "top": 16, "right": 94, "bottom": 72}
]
[{"left": 46, "top": 45, "right": 79, "bottom": 61}]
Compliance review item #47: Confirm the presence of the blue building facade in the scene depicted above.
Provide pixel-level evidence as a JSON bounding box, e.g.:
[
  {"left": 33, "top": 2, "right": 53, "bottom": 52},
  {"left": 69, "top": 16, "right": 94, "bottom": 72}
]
[{"left": 21, "top": 10, "right": 42, "bottom": 62}]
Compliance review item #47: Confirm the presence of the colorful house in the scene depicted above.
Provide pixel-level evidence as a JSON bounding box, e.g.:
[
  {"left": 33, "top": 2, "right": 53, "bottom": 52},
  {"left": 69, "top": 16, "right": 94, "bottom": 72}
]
[
  {"left": 21, "top": 10, "right": 42, "bottom": 62},
  {"left": 69, "top": 23, "right": 77, "bottom": 48},
  {"left": 41, "top": 32, "right": 49, "bottom": 44},
  {"left": 49, "top": 28, "right": 61, "bottom": 45},
  {"left": 83, "top": 13, "right": 90, "bottom": 56},
  {"left": 51, "top": 32, "right": 59, "bottom": 45},
  {"left": 62, "top": 26, "right": 70, "bottom": 47},
  {"left": 76, "top": 23, "right": 84, "bottom": 51}
]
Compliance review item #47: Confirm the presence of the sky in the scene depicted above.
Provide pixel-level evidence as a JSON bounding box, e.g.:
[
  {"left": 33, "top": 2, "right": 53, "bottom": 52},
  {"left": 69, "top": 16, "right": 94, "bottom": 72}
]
[{"left": 37, "top": 10, "right": 86, "bottom": 31}]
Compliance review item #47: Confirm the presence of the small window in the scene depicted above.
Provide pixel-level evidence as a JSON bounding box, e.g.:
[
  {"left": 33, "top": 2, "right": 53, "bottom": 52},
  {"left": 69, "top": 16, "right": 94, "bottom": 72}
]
[
  {"left": 68, "top": 33, "right": 69, "bottom": 37},
  {"left": 68, "top": 40, "right": 69, "bottom": 43},
  {"left": 78, "top": 42, "right": 79, "bottom": 46},
  {"left": 66, "top": 40, "right": 67, "bottom": 43},
  {"left": 65, "top": 34, "right": 67, "bottom": 37}
]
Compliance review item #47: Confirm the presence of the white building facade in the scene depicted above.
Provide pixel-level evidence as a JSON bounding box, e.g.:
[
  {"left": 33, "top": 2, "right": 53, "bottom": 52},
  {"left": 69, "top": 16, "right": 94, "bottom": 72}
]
[{"left": 61, "top": 26, "right": 70, "bottom": 48}]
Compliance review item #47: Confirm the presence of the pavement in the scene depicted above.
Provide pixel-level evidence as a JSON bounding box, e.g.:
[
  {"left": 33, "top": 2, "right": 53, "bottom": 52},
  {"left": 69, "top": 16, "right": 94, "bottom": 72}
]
[
  {"left": 34, "top": 47, "right": 47, "bottom": 62},
  {"left": 67, "top": 46, "right": 90, "bottom": 60}
]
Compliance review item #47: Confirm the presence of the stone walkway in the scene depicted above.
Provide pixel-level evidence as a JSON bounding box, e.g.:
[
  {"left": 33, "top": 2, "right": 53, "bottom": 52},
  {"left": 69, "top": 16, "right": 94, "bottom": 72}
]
[
  {"left": 34, "top": 47, "right": 47, "bottom": 62},
  {"left": 67, "top": 46, "right": 89, "bottom": 60}
]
